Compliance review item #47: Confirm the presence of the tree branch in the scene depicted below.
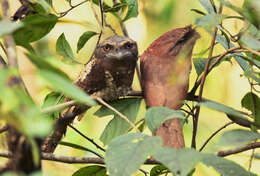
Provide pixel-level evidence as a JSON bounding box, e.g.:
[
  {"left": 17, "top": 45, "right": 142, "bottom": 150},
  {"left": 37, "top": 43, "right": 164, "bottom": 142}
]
[
  {"left": 217, "top": 142, "right": 260, "bottom": 157},
  {"left": 191, "top": 5, "right": 222, "bottom": 149},
  {"left": 0, "top": 150, "right": 160, "bottom": 165}
]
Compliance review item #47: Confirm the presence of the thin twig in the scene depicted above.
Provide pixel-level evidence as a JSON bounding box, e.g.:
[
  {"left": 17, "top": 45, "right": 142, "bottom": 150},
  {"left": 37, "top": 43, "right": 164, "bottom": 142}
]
[
  {"left": 189, "top": 46, "right": 241, "bottom": 97},
  {"left": 59, "top": 0, "right": 89, "bottom": 18},
  {"left": 94, "top": 97, "right": 140, "bottom": 132},
  {"left": 217, "top": 142, "right": 260, "bottom": 157},
  {"left": 191, "top": 4, "right": 223, "bottom": 149},
  {"left": 248, "top": 142, "right": 256, "bottom": 171},
  {"left": 0, "top": 150, "right": 160, "bottom": 165},
  {"left": 89, "top": 0, "right": 104, "bottom": 61},
  {"left": 41, "top": 100, "right": 77, "bottom": 114},
  {"left": 0, "top": 125, "right": 8, "bottom": 134},
  {"left": 242, "top": 46, "right": 260, "bottom": 57},
  {"left": 68, "top": 124, "right": 105, "bottom": 152},
  {"left": 199, "top": 122, "right": 234, "bottom": 152}
]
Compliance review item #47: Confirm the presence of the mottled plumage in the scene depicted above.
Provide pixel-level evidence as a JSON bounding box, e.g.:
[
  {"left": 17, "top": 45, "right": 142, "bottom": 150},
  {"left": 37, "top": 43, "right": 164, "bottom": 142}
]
[
  {"left": 41, "top": 35, "right": 138, "bottom": 153},
  {"left": 76, "top": 35, "right": 138, "bottom": 100}
]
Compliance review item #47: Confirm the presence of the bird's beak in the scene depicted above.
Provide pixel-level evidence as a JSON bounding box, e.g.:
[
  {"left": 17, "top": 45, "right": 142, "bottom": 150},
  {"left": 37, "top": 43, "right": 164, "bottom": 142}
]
[{"left": 107, "top": 51, "right": 132, "bottom": 60}]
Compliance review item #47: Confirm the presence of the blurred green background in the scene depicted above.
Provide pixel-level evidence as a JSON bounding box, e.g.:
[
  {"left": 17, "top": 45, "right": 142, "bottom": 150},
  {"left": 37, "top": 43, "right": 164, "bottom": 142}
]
[{"left": 1, "top": 0, "right": 259, "bottom": 175}]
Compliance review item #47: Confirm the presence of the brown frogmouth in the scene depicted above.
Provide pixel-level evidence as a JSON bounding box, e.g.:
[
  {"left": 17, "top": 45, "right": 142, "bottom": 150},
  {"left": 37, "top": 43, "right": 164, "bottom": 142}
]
[{"left": 42, "top": 35, "right": 138, "bottom": 153}]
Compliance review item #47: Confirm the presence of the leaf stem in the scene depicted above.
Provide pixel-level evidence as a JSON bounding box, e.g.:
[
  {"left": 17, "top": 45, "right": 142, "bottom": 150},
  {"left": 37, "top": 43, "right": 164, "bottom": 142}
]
[{"left": 199, "top": 122, "right": 234, "bottom": 152}]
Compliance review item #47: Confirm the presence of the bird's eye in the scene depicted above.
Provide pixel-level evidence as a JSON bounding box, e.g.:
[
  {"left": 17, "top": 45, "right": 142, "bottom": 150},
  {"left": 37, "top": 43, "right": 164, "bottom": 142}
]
[
  {"left": 124, "top": 42, "right": 134, "bottom": 49},
  {"left": 103, "top": 44, "right": 113, "bottom": 52}
]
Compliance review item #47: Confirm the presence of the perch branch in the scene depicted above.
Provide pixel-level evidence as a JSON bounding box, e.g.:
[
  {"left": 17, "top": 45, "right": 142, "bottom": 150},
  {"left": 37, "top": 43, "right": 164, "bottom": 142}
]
[{"left": 0, "top": 150, "right": 160, "bottom": 165}]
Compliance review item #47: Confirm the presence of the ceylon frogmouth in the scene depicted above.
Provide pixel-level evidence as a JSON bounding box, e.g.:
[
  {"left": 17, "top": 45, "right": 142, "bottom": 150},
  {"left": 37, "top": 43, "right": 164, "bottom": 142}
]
[{"left": 42, "top": 35, "right": 138, "bottom": 152}]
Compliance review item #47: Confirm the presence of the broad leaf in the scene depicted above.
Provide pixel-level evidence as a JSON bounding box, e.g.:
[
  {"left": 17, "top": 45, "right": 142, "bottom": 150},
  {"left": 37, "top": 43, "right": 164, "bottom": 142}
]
[
  {"left": 241, "top": 92, "right": 260, "bottom": 126},
  {"left": 94, "top": 98, "right": 141, "bottom": 145},
  {"left": 72, "top": 165, "right": 108, "bottom": 176},
  {"left": 56, "top": 33, "right": 76, "bottom": 61},
  {"left": 218, "top": 129, "right": 260, "bottom": 146},
  {"left": 198, "top": 0, "right": 216, "bottom": 14},
  {"left": 153, "top": 148, "right": 203, "bottom": 176},
  {"left": 198, "top": 100, "right": 248, "bottom": 119},
  {"left": 122, "top": 0, "right": 139, "bottom": 21},
  {"left": 77, "top": 31, "right": 98, "bottom": 53},
  {"left": 195, "top": 13, "right": 222, "bottom": 29},
  {"left": 154, "top": 147, "right": 256, "bottom": 176},
  {"left": 0, "top": 21, "right": 23, "bottom": 36},
  {"left": 145, "top": 107, "right": 185, "bottom": 133},
  {"left": 240, "top": 25, "right": 260, "bottom": 50},
  {"left": 202, "top": 154, "right": 256, "bottom": 176},
  {"left": 26, "top": 54, "right": 69, "bottom": 79},
  {"left": 243, "top": 0, "right": 260, "bottom": 29},
  {"left": 13, "top": 14, "right": 58, "bottom": 46},
  {"left": 32, "top": 0, "right": 51, "bottom": 12},
  {"left": 42, "top": 92, "right": 64, "bottom": 120},
  {"left": 38, "top": 69, "right": 96, "bottom": 106},
  {"left": 106, "top": 133, "right": 162, "bottom": 176}
]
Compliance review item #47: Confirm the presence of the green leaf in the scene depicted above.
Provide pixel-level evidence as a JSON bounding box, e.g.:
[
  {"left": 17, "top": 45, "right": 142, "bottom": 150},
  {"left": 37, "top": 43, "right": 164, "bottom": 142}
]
[
  {"left": 153, "top": 148, "right": 203, "bottom": 176},
  {"left": 94, "top": 98, "right": 141, "bottom": 145},
  {"left": 22, "top": 108, "right": 53, "bottom": 137},
  {"left": 195, "top": 13, "right": 223, "bottom": 29},
  {"left": 240, "top": 25, "right": 260, "bottom": 50},
  {"left": 31, "top": 0, "right": 51, "bottom": 12},
  {"left": 13, "top": 14, "right": 58, "bottom": 46},
  {"left": 218, "top": 129, "right": 260, "bottom": 146},
  {"left": 56, "top": 33, "right": 76, "bottom": 61},
  {"left": 241, "top": 92, "right": 260, "bottom": 126},
  {"left": 42, "top": 92, "right": 63, "bottom": 120},
  {"left": 243, "top": 0, "right": 260, "bottom": 29},
  {"left": 122, "top": 0, "right": 139, "bottom": 21},
  {"left": 198, "top": 0, "right": 216, "bottom": 14},
  {"left": 244, "top": 69, "right": 260, "bottom": 83},
  {"left": 202, "top": 154, "right": 256, "bottom": 176},
  {"left": 193, "top": 58, "right": 207, "bottom": 76},
  {"left": 198, "top": 100, "right": 248, "bottom": 119},
  {"left": 26, "top": 54, "right": 69, "bottom": 79},
  {"left": 77, "top": 31, "right": 98, "bottom": 53},
  {"left": 222, "top": 0, "right": 260, "bottom": 29},
  {"left": 38, "top": 69, "right": 96, "bottom": 106},
  {"left": 72, "top": 165, "right": 108, "bottom": 176},
  {"left": 105, "top": 133, "right": 162, "bottom": 176},
  {"left": 193, "top": 56, "right": 231, "bottom": 76},
  {"left": 145, "top": 107, "right": 185, "bottom": 133},
  {"left": 150, "top": 165, "right": 170, "bottom": 176},
  {"left": 0, "top": 21, "right": 23, "bottom": 36},
  {"left": 154, "top": 148, "right": 256, "bottom": 176}
]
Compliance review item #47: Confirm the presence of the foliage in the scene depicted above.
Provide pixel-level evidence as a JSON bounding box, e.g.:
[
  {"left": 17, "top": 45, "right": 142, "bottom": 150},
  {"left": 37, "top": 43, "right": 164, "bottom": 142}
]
[{"left": 0, "top": 0, "right": 260, "bottom": 175}]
